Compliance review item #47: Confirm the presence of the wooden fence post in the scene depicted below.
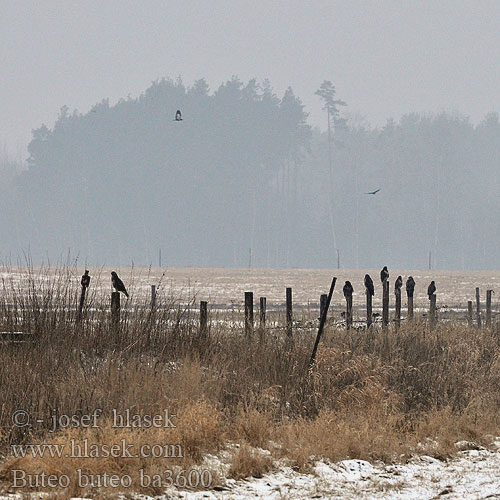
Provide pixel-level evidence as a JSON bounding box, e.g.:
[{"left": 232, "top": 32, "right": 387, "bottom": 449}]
[
  {"left": 476, "top": 287, "right": 482, "bottom": 328},
  {"left": 395, "top": 287, "right": 401, "bottom": 329},
  {"left": 200, "top": 301, "right": 208, "bottom": 337},
  {"left": 429, "top": 294, "right": 436, "bottom": 328},
  {"left": 309, "top": 277, "right": 337, "bottom": 368},
  {"left": 486, "top": 290, "right": 492, "bottom": 328},
  {"left": 366, "top": 290, "right": 373, "bottom": 327},
  {"left": 151, "top": 285, "right": 156, "bottom": 309},
  {"left": 286, "top": 287, "right": 293, "bottom": 337},
  {"left": 407, "top": 295, "right": 414, "bottom": 321},
  {"left": 245, "top": 292, "right": 254, "bottom": 336},
  {"left": 467, "top": 300, "right": 473, "bottom": 327},
  {"left": 382, "top": 281, "right": 389, "bottom": 327},
  {"left": 346, "top": 295, "right": 353, "bottom": 329},
  {"left": 77, "top": 286, "right": 86, "bottom": 322},
  {"left": 111, "top": 292, "right": 120, "bottom": 331},
  {"left": 320, "top": 294, "right": 328, "bottom": 320},
  {"left": 259, "top": 297, "right": 266, "bottom": 340}
]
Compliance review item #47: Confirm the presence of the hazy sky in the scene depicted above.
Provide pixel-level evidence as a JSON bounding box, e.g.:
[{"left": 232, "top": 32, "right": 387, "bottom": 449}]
[{"left": 2, "top": 0, "right": 500, "bottom": 158}]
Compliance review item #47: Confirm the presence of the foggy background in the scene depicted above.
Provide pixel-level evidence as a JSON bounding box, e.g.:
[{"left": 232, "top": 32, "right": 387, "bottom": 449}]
[{"left": 1, "top": 0, "right": 500, "bottom": 269}]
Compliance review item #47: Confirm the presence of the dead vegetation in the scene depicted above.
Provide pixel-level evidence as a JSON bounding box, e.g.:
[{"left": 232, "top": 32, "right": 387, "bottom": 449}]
[{"left": 0, "top": 266, "right": 499, "bottom": 497}]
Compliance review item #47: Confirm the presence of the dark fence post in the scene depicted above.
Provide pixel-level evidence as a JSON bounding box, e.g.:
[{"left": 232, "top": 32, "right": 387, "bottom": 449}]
[
  {"left": 286, "top": 287, "right": 293, "bottom": 337},
  {"left": 476, "top": 287, "right": 482, "bottom": 328},
  {"left": 429, "top": 294, "right": 436, "bottom": 328},
  {"left": 486, "top": 290, "right": 493, "bottom": 328},
  {"left": 77, "top": 286, "right": 86, "bottom": 322},
  {"left": 245, "top": 292, "right": 254, "bottom": 336},
  {"left": 151, "top": 285, "right": 156, "bottom": 309},
  {"left": 320, "top": 294, "right": 328, "bottom": 320},
  {"left": 200, "top": 301, "right": 208, "bottom": 337},
  {"left": 346, "top": 294, "right": 353, "bottom": 329},
  {"left": 395, "top": 287, "right": 401, "bottom": 329},
  {"left": 467, "top": 300, "right": 473, "bottom": 327},
  {"left": 259, "top": 297, "right": 266, "bottom": 339},
  {"left": 382, "top": 281, "right": 389, "bottom": 327},
  {"left": 366, "top": 290, "right": 373, "bottom": 327},
  {"left": 309, "top": 277, "right": 337, "bottom": 368},
  {"left": 111, "top": 292, "right": 120, "bottom": 334}
]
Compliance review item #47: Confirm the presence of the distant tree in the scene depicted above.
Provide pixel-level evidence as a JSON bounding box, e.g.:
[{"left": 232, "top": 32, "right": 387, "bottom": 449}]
[{"left": 315, "top": 80, "right": 346, "bottom": 261}]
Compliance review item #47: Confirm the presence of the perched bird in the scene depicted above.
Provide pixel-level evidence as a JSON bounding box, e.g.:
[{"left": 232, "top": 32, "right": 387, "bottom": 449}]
[
  {"left": 427, "top": 280, "right": 436, "bottom": 299},
  {"left": 364, "top": 274, "right": 374, "bottom": 296},
  {"left": 380, "top": 266, "right": 389, "bottom": 283},
  {"left": 175, "top": 109, "right": 183, "bottom": 121},
  {"left": 343, "top": 281, "right": 353, "bottom": 298},
  {"left": 406, "top": 276, "right": 415, "bottom": 297},
  {"left": 81, "top": 270, "right": 90, "bottom": 289},
  {"left": 395, "top": 275, "right": 402, "bottom": 291},
  {"left": 111, "top": 271, "right": 129, "bottom": 297},
  {"left": 365, "top": 188, "right": 381, "bottom": 195}
]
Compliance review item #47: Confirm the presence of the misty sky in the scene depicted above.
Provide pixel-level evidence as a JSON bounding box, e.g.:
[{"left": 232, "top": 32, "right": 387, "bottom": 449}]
[{"left": 2, "top": 0, "right": 500, "bottom": 158}]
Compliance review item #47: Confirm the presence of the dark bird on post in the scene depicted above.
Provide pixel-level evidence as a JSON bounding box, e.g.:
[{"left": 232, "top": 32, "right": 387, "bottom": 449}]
[
  {"left": 81, "top": 270, "right": 90, "bottom": 289},
  {"left": 380, "top": 266, "right": 389, "bottom": 283},
  {"left": 343, "top": 281, "right": 353, "bottom": 298},
  {"left": 175, "top": 110, "right": 183, "bottom": 121},
  {"left": 364, "top": 274, "right": 374, "bottom": 296},
  {"left": 406, "top": 276, "right": 415, "bottom": 297},
  {"left": 427, "top": 280, "right": 436, "bottom": 299},
  {"left": 395, "top": 275, "right": 402, "bottom": 291},
  {"left": 111, "top": 271, "right": 129, "bottom": 297},
  {"left": 365, "top": 188, "right": 381, "bottom": 195}
]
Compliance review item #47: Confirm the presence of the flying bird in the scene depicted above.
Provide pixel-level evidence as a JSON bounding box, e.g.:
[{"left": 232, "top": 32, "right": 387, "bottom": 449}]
[
  {"left": 406, "top": 276, "right": 415, "bottom": 297},
  {"left": 81, "top": 270, "right": 90, "bottom": 289},
  {"left": 111, "top": 271, "right": 129, "bottom": 297},
  {"left": 427, "top": 281, "right": 436, "bottom": 299},
  {"left": 343, "top": 281, "right": 353, "bottom": 298},
  {"left": 395, "top": 275, "right": 402, "bottom": 291},
  {"left": 380, "top": 266, "right": 389, "bottom": 283},
  {"left": 365, "top": 188, "right": 381, "bottom": 195},
  {"left": 364, "top": 274, "right": 374, "bottom": 296},
  {"left": 174, "top": 110, "right": 183, "bottom": 121}
]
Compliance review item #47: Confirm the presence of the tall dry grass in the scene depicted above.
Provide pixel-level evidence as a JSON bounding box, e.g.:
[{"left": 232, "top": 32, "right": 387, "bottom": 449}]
[{"left": 0, "top": 266, "right": 499, "bottom": 496}]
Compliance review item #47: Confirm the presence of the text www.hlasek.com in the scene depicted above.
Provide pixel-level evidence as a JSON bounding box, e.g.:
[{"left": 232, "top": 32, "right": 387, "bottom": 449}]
[{"left": 10, "top": 439, "right": 183, "bottom": 459}]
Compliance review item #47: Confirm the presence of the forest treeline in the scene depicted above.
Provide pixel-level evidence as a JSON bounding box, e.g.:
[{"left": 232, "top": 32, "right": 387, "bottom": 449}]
[{"left": 1, "top": 77, "right": 499, "bottom": 269}]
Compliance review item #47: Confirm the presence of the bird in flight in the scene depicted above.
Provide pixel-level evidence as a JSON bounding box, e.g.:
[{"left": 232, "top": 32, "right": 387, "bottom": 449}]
[
  {"left": 111, "top": 271, "right": 129, "bottom": 297},
  {"left": 81, "top": 270, "right": 91, "bottom": 289},
  {"left": 174, "top": 110, "right": 183, "bottom": 121},
  {"left": 365, "top": 188, "right": 381, "bottom": 195}
]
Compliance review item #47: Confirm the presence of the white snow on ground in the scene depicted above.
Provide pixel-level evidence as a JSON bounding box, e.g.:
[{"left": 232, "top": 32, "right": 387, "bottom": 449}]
[
  {"left": 1, "top": 443, "right": 500, "bottom": 499},
  {"left": 155, "top": 442, "right": 500, "bottom": 500}
]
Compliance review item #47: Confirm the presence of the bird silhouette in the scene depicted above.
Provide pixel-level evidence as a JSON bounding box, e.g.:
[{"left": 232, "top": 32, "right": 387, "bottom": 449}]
[
  {"left": 380, "top": 266, "right": 389, "bottom": 283},
  {"left": 406, "top": 276, "right": 415, "bottom": 297},
  {"left": 174, "top": 110, "right": 183, "bottom": 121},
  {"left": 364, "top": 274, "right": 374, "bottom": 296},
  {"left": 81, "top": 270, "right": 90, "bottom": 289},
  {"left": 427, "top": 281, "right": 436, "bottom": 299},
  {"left": 111, "top": 271, "right": 129, "bottom": 297},
  {"left": 395, "top": 275, "right": 402, "bottom": 291},
  {"left": 343, "top": 281, "right": 353, "bottom": 298},
  {"left": 365, "top": 188, "right": 381, "bottom": 195}
]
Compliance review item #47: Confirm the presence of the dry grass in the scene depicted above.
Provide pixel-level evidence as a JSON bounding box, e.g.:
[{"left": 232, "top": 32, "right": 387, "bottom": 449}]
[
  {"left": 228, "top": 445, "right": 273, "bottom": 479},
  {"left": 0, "top": 266, "right": 500, "bottom": 496}
]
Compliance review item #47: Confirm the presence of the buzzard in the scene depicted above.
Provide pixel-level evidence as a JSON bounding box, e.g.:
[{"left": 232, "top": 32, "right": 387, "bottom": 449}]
[{"left": 111, "top": 271, "right": 129, "bottom": 297}]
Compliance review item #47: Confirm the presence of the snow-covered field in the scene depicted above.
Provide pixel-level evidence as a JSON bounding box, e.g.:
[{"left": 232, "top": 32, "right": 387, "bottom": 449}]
[{"left": 158, "top": 441, "right": 500, "bottom": 500}]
